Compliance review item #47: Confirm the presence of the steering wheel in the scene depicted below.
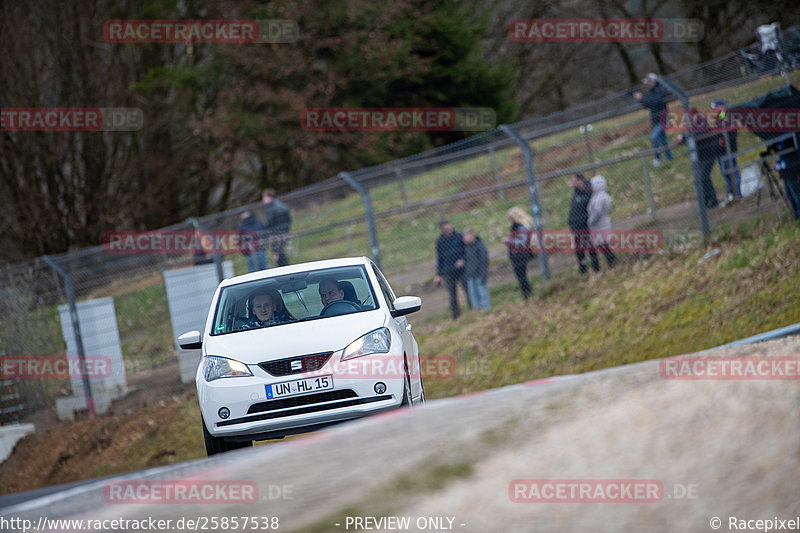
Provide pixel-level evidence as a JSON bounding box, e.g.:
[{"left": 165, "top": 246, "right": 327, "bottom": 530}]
[{"left": 320, "top": 299, "right": 361, "bottom": 317}]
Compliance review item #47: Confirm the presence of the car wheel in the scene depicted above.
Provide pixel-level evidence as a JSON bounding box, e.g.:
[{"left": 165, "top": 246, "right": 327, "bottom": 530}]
[
  {"left": 202, "top": 418, "right": 252, "bottom": 456},
  {"left": 417, "top": 378, "right": 425, "bottom": 406}
]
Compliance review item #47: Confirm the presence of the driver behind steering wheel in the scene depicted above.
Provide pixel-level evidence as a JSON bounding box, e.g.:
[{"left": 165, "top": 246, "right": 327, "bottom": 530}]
[{"left": 318, "top": 278, "right": 361, "bottom": 314}]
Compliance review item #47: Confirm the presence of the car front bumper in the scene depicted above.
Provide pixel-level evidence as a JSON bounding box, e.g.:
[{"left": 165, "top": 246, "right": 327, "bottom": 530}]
[{"left": 197, "top": 351, "right": 407, "bottom": 440}]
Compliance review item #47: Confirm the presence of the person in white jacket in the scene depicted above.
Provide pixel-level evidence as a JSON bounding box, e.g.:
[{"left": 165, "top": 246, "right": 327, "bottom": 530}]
[{"left": 587, "top": 175, "right": 616, "bottom": 269}]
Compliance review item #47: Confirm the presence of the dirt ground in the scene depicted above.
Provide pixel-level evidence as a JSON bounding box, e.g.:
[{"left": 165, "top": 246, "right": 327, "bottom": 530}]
[{"left": 0, "top": 361, "right": 197, "bottom": 496}]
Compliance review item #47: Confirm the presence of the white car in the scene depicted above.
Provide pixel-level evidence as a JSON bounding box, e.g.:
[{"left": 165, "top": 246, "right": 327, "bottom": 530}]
[{"left": 178, "top": 257, "right": 424, "bottom": 455}]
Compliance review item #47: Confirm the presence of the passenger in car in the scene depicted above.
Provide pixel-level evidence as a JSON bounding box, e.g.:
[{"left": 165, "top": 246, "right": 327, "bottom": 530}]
[{"left": 245, "top": 288, "right": 292, "bottom": 328}]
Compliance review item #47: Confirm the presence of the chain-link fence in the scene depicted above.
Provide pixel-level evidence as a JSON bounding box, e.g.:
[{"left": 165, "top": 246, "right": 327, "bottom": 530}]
[{"left": 1, "top": 31, "right": 799, "bottom": 431}]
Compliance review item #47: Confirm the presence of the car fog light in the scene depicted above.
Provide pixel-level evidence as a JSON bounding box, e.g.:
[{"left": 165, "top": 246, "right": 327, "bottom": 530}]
[
  {"left": 218, "top": 407, "right": 230, "bottom": 419},
  {"left": 374, "top": 382, "right": 387, "bottom": 394}
]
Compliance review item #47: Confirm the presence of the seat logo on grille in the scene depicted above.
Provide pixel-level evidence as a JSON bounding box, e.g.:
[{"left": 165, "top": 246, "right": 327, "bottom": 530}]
[{"left": 290, "top": 360, "right": 303, "bottom": 371}]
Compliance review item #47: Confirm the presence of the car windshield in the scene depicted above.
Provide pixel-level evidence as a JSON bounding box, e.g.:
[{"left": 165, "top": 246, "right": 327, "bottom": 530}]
[{"left": 211, "top": 265, "right": 378, "bottom": 335}]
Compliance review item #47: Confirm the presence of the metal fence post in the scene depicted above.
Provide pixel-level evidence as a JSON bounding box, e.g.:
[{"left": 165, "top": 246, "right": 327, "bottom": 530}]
[
  {"left": 345, "top": 224, "right": 355, "bottom": 256},
  {"left": 581, "top": 124, "right": 595, "bottom": 163},
  {"left": 499, "top": 125, "right": 551, "bottom": 283},
  {"left": 339, "top": 172, "right": 382, "bottom": 269},
  {"left": 394, "top": 167, "right": 413, "bottom": 222},
  {"left": 41, "top": 255, "right": 95, "bottom": 416},
  {"left": 641, "top": 155, "right": 656, "bottom": 219},
  {"left": 489, "top": 146, "right": 505, "bottom": 201},
  {"left": 656, "top": 75, "right": 711, "bottom": 241}
]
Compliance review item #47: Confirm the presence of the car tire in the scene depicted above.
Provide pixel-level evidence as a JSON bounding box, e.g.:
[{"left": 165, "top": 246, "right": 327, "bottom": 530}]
[{"left": 202, "top": 418, "right": 253, "bottom": 456}]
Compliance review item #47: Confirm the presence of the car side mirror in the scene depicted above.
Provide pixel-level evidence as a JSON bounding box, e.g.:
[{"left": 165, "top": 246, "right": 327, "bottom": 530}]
[
  {"left": 390, "top": 296, "right": 422, "bottom": 318},
  {"left": 178, "top": 330, "right": 202, "bottom": 350}
]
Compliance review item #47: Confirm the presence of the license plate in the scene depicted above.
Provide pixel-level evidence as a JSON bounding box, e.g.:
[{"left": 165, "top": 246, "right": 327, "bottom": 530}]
[{"left": 266, "top": 375, "right": 333, "bottom": 399}]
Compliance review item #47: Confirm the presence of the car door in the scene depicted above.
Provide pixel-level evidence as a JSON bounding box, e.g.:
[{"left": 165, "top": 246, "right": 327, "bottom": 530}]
[{"left": 371, "top": 265, "right": 420, "bottom": 397}]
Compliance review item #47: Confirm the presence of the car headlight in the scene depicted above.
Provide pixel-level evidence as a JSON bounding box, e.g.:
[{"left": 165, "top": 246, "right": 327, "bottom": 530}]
[
  {"left": 341, "top": 327, "right": 391, "bottom": 361},
  {"left": 203, "top": 356, "right": 253, "bottom": 382}
]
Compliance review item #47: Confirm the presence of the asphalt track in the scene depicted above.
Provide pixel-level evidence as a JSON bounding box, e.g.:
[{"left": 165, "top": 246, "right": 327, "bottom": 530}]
[{"left": 1, "top": 336, "right": 799, "bottom": 532}]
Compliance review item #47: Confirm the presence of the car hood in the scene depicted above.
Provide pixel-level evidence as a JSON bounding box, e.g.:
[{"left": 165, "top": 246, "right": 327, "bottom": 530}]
[{"left": 203, "top": 310, "right": 387, "bottom": 364}]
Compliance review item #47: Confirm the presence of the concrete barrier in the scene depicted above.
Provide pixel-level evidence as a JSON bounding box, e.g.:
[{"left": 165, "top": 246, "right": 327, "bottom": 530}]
[{"left": 0, "top": 423, "right": 35, "bottom": 464}]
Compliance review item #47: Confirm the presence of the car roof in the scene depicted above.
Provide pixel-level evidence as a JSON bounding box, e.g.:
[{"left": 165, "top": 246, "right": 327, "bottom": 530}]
[{"left": 217, "top": 256, "right": 375, "bottom": 288}]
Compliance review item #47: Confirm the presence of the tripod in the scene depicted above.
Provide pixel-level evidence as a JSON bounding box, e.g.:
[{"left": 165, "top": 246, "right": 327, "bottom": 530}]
[{"left": 758, "top": 155, "right": 788, "bottom": 219}]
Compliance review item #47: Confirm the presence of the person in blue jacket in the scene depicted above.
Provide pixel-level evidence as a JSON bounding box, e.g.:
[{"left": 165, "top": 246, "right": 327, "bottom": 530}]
[
  {"left": 434, "top": 220, "right": 470, "bottom": 319},
  {"left": 634, "top": 73, "right": 674, "bottom": 167},
  {"left": 238, "top": 211, "right": 268, "bottom": 272}
]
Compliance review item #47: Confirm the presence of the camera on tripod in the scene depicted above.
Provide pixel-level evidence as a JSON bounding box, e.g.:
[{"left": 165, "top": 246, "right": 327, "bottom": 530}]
[{"left": 760, "top": 142, "right": 782, "bottom": 159}]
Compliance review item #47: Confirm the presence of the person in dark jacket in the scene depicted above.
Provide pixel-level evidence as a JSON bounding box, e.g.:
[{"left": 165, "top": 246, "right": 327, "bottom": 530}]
[
  {"left": 463, "top": 228, "right": 490, "bottom": 311},
  {"left": 774, "top": 139, "right": 800, "bottom": 220},
  {"left": 262, "top": 188, "right": 292, "bottom": 267},
  {"left": 712, "top": 99, "right": 742, "bottom": 202},
  {"left": 501, "top": 207, "right": 534, "bottom": 299},
  {"left": 238, "top": 211, "right": 268, "bottom": 272},
  {"left": 434, "top": 220, "right": 470, "bottom": 319},
  {"left": 676, "top": 110, "right": 724, "bottom": 208},
  {"left": 634, "top": 73, "right": 673, "bottom": 167},
  {"left": 568, "top": 173, "right": 599, "bottom": 274}
]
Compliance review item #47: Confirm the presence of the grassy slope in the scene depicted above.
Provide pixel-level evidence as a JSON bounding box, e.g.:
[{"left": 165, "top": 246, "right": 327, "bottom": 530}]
[
  {"left": 415, "top": 219, "right": 800, "bottom": 399},
  {"left": 9, "top": 72, "right": 798, "bottom": 372},
  {"left": 2, "top": 218, "right": 797, "bottom": 496}
]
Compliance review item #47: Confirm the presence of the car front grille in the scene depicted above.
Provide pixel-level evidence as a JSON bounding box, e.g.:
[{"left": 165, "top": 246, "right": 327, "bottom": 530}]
[
  {"left": 258, "top": 352, "right": 333, "bottom": 377},
  {"left": 247, "top": 389, "right": 358, "bottom": 414}
]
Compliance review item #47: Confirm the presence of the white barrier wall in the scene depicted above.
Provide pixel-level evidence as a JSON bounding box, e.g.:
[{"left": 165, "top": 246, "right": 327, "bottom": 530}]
[
  {"left": 57, "top": 297, "right": 126, "bottom": 419},
  {"left": 163, "top": 262, "right": 234, "bottom": 382},
  {"left": 58, "top": 297, "right": 126, "bottom": 397}
]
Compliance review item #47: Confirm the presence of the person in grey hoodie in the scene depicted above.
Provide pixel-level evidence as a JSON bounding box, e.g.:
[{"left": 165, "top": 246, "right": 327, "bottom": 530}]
[
  {"left": 463, "top": 228, "right": 490, "bottom": 310},
  {"left": 587, "top": 175, "right": 616, "bottom": 269}
]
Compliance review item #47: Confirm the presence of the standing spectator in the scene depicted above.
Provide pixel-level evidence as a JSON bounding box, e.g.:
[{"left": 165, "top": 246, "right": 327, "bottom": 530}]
[
  {"left": 463, "top": 228, "right": 490, "bottom": 311},
  {"left": 676, "top": 109, "right": 724, "bottom": 209},
  {"left": 712, "top": 99, "right": 742, "bottom": 203},
  {"left": 434, "top": 220, "right": 470, "bottom": 319},
  {"left": 774, "top": 139, "right": 800, "bottom": 220},
  {"left": 568, "top": 173, "right": 599, "bottom": 274},
  {"left": 501, "top": 207, "right": 534, "bottom": 299},
  {"left": 587, "top": 175, "right": 616, "bottom": 270},
  {"left": 634, "top": 73, "right": 673, "bottom": 167},
  {"left": 262, "top": 188, "right": 292, "bottom": 267},
  {"left": 238, "top": 210, "right": 268, "bottom": 272}
]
